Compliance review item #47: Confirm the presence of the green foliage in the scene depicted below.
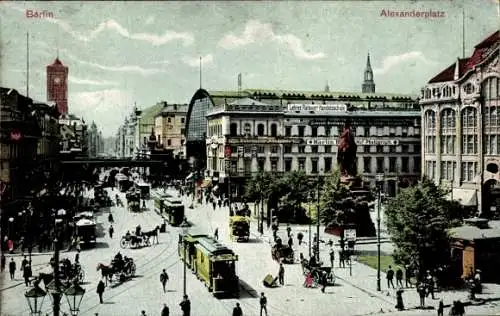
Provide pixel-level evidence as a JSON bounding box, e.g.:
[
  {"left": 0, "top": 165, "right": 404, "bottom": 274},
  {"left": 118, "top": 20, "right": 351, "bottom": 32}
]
[{"left": 385, "top": 179, "right": 464, "bottom": 281}]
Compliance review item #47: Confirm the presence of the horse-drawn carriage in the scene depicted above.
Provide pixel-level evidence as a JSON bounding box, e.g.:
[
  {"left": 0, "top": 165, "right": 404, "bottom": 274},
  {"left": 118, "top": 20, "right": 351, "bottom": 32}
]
[
  {"left": 97, "top": 255, "right": 136, "bottom": 284},
  {"left": 126, "top": 190, "right": 141, "bottom": 212},
  {"left": 271, "top": 238, "right": 294, "bottom": 264},
  {"left": 301, "top": 259, "right": 336, "bottom": 287},
  {"left": 120, "top": 226, "right": 159, "bottom": 249}
]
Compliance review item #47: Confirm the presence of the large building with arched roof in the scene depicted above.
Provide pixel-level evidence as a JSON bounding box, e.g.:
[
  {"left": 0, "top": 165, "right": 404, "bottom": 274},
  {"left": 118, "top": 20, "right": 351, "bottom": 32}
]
[{"left": 420, "top": 30, "right": 499, "bottom": 216}]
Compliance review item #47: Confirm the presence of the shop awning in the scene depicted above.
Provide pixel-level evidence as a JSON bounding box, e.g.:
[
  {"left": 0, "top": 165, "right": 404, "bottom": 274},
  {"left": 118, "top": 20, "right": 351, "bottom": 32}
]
[{"left": 446, "top": 189, "right": 477, "bottom": 206}]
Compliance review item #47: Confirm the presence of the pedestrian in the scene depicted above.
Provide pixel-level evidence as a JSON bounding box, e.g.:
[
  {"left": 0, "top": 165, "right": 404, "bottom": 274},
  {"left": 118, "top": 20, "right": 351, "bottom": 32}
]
[
  {"left": 329, "top": 248, "right": 335, "bottom": 268},
  {"left": 320, "top": 270, "right": 328, "bottom": 293},
  {"left": 278, "top": 263, "right": 285, "bottom": 285},
  {"left": 9, "top": 258, "right": 16, "bottom": 280},
  {"left": 161, "top": 304, "right": 169, "bottom": 316},
  {"left": 160, "top": 269, "right": 169, "bottom": 293},
  {"left": 214, "top": 228, "right": 219, "bottom": 240},
  {"left": 405, "top": 264, "right": 412, "bottom": 288},
  {"left": 180, "top": 294, "right": 191, "bottom": 316},
  {"left": 286, "top": 224, "right": 291, "bottom": 238},
  {"left": 287, "top": 236, "right": 293, "bottom": 248},
  {"left": 96, "top": 280, "right": 105, "bottom": 304},
  {"left": 437, "top": 299, "right": 444, "bottom": 316},
  {"left": 339, "top": 250, "right": 345, "bottom": 268},
  {"left": 426, "top": 273, "right": 435, "bottom": 299},
  {"left": 109, "top": 225, "right": 114, "bottom": 238},
  {"left": 417, "top": 282, "right": 426, "bottom": 307},
  {"left": 21, "top": 255, "right": 28, "bottom": 271},
  {"left": 232, "top": 302, "right": 243, "bottom": 316},
  {"left": 297, "top": 232, "right": 303, "bottom": 245},
  {"left": 259, "top": 292, "right": 268, "bottom": 316},
  {"left": 386, "top": 265, "right": 395, "bottom": 289},
  {"left": 23, "top": 264, "right": 32, "bottom": 286},
  {"left": 1, "top": 253, "right": 5, "bottom": 272},
  {"left": 396, "top": 267, "right": 403, "bottom": 288}
]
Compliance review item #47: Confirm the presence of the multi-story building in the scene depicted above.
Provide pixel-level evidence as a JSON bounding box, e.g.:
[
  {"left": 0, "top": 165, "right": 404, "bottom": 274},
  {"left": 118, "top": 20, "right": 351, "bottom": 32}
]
[
  {"left": 87, "top": 121, "right": 104, "bottom": 157},
  {"left": 420, "top": 30, "right": 499, "bottom": 216},
  {"left": 46, "top": 57, "right": 68, "bottom": 115},
  {"left": 154, "top": 102, "right": 188, "bottom": 158},
  {"left": 190, "top": 89, "right": 420, "bottom": 195},
  {"left": 32, "top": 101, "right": 61, "bottom": 179},
  {"left": 59, "top": 114, "right": 88, "bottom": 158}
]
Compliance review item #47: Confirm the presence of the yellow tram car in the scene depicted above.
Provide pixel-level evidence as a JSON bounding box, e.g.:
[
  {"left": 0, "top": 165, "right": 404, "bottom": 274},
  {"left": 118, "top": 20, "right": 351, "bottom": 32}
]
[
  {"left": 164, "top": 198, "right": 185, "bottom": 226},
  {"left": 193, "top": 237, "right": 239, "bottom": 297},
  {"left": 178, "top": 232, "right": 209, "bottom": 271},
  {"left": 229, "top": 215, "right": 251, "bottom": 242}
]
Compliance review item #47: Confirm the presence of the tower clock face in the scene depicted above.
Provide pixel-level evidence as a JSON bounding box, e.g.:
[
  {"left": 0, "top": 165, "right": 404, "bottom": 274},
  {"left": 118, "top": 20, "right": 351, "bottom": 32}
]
[{"left": 54, "top": 77, "right": 61, "bottom": 84}]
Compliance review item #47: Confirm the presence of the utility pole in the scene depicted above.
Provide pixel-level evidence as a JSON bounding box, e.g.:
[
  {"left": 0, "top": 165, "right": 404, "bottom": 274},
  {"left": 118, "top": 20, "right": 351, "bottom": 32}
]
[
  {"left": 376, "top": 173, "right": 384, "bottom": 292},
  {"left": 53, "top": 230, "right": 61, "bottom": 316},
  {"left": 308, "top": 193, "right": 312, "bottom": 258},
  {"left": 316, "top": 177, "right": 320, "bottom": 262}
]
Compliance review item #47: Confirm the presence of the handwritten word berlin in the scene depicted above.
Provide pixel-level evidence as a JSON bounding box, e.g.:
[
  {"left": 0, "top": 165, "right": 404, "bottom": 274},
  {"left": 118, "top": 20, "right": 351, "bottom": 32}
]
[{"left": 26, "top": 10, "right": 54, "bottom": 19}]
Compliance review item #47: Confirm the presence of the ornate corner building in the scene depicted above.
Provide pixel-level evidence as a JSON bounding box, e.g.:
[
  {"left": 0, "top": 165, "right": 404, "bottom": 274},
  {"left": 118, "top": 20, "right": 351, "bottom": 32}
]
[{"left": 420, "top": 30, "right": 499, "bottom": 216}]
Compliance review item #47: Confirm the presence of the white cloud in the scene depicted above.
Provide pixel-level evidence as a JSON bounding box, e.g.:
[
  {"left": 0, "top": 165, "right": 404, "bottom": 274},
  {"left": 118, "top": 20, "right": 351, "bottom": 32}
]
[
  {"left": 145, "top": 16, "right": 155, "bottom": 25},
  {"left": 61, "top": 49, "right": 168, "bottom": 75},
  {"left": 374, "top": 51, "right": 435, "bottom": 75},
  {"left": 70, "top": 89, "right": 134, "bottom": 137},
  {"left": 68, "top": 76, "right": 118, "bottom": 86},
  {"left": 182, "top": 54, "right": 214, "bottom": 68},
  {"left": 219, "top": 20, "right": 325, "bottom": 60}
]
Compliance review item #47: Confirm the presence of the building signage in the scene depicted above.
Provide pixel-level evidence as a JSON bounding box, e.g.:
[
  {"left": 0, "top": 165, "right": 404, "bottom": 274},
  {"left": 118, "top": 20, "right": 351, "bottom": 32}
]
[
  {"left": 229, "top": 138, "right": 302, "bottom": 145},
  {"left": 306, "top": 138, "right": 399, "bottom": 146},
  {"left": 287, "top": 104, "right": 347, "bottom": 112}
]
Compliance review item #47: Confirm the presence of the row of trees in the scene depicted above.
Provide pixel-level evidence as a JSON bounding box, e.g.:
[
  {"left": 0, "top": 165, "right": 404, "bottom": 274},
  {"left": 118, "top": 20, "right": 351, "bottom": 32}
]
[{"left": 243, "top": 169, "right": 375, "bottom": 235}]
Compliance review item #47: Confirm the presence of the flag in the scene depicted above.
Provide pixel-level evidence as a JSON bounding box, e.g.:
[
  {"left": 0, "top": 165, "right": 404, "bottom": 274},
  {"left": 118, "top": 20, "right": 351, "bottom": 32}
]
[{"left": 237, "top": 73, "right": 242, "bottom": 87}]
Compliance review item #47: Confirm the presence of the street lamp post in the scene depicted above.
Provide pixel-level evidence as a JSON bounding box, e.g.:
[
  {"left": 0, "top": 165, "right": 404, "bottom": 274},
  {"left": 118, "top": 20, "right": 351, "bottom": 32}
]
[
  {"left": 180, "top": 218, "right": 190, "bottom": 296},
  {"left": 308, "top": 192, "right": 312, "bottom": 258},
  {"left": 375, "top": 173, "right": 384, "bottom": 292},
  {"left": 315, "top": 170, "right": 323, "bottom": 262}
]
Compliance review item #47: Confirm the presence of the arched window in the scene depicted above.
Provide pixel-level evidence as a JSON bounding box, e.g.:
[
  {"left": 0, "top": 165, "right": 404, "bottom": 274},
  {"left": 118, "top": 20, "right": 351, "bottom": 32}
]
[
  {"left": 440, "top": 108, "right": 456, "bottom": 154},
  {"left": 230, "top": 123, "right": 238, "bottom": 136},
  {"left": 461, "top": 107, "right": 478, "bottom": 154},
  {"left": 257, "top": 124, "right": 265, "bottom": 136},
  {"left": 270, "top": 123, "right": 278, "bottom": 137}
]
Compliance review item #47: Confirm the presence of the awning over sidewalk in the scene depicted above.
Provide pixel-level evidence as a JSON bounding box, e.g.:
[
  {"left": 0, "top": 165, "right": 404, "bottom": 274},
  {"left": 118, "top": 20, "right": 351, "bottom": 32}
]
[{"left": 446, "top": 189, "right": 477, "bottom": 207}]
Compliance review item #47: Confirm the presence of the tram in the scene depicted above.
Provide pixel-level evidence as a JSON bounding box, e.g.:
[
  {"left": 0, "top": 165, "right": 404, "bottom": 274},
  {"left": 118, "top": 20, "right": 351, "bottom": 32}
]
[
  {"left": 135, "top": 181, "right": 151, "bottom": 199},
  {"left": 154, "top": 193, "right": 172, "bottom": 212},
  {"left": 74, "top": 212, "right": 97, "bottom": 244},
  {"left": 164, "top": 198, "right": 184, "bottom": 226},
  {"left": 192, "top": 237, "right": 239, "bottom": 297},
  {"left": 229, "top": 215, "right": 250, "bottom": 242},
  {"left": 178, "top": 231, "right": 209, "bottom": 270}
]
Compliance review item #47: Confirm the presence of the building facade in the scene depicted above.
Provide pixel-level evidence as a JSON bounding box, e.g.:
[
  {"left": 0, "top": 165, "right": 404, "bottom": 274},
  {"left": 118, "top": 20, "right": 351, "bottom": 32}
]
[
  {"left": 154, "top": 102, "right": 188, "bottom": 158},
  {"left": 46, "top": 57, "right": 68, "bottom": 115},
  {"left": 420, "top": 30, "right": 499, "bottom": 216},
  {"left": 59, "top": 114, "right": 88, "bottom": 158},
  {"left": 87, "top": 121, "right": 104, "bottom": 157},
  {"left": 189, "top": 89, "right": 420, "bottom": 195},
  {"left": 32, "top": 102, "right": 61, "bottom": 179}
]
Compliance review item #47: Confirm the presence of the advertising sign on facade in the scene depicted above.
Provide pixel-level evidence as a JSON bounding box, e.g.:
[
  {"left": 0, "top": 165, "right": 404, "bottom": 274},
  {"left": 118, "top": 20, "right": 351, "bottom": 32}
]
[
  {"left": 306, "top": 138, "right": 399, "bottom": 146},
  {"left": 287, "top": 104, "right": 347, "bottom": 112}
]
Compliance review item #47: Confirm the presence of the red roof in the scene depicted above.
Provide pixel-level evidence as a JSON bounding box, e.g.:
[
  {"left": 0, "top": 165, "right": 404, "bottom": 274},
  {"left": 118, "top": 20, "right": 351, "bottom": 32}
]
[{"left": 428, "top": 30, "right": 499, "bottom": 84}]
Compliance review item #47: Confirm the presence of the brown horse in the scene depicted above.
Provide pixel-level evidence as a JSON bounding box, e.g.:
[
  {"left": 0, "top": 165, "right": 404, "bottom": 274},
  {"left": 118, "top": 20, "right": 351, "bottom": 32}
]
[
  {"left": 96, "top": 263, "right": 115, "bottom": 285},
  {"left": 143, "top": 226, "right": 160, "bottom": 244}
]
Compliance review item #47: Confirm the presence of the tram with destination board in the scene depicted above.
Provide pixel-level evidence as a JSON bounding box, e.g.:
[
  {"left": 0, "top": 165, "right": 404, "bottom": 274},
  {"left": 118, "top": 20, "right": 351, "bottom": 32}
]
[{"left": 192, "top": 237, "right": 239, "bottom": 297}]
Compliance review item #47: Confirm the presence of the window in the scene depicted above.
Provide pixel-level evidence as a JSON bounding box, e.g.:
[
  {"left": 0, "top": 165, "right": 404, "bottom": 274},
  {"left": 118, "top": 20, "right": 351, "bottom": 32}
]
[
  {"left": 376, "top": 157, "right": 384, "bottom": 173},
  {"left": 363, "top": 128, "right": 369, "bottom": 137},
  {"left": 461, "top": 107, "right": 477, "bottom": 129},
  {"left": 389, "top": 157, "right": 397, "bottom": 172},
  {"left": 270, "top": 124, "right": 278, "bottom": 137},
  {"left": 258, "top": 146, "right": 265, "bottom": 153},
  {"left": 461, "top": 161, "right": 477, "bottom": 182},
  {"left": 441, "top": 161, "right": 456, "bottom": 181},
  {"left": 425, "top": 136, "right": 436, "bottom": 154},
  {"left": 271, "top": 159, "right": 278, "bottom": 172},
  {"left": 285, "top": 126, "right": 292, "bottom": 136},
  {"left": 311, "top": 159, "right": 318, "bottom": 173},
  {"left": 230, "top": 123, "right": 238, "bottom": 136},
  {"left": 376, "top": 145, "right": 383, "bottom": 153},
  {"left": 244, "top": 123, "right": 251, "bottom": 135},
  {"left": 482, "top": 77, "right": 499, "bottom": 101},
  {"left": 426, "top": 161, "right": 437, "bottom": 180},
  {"left": 363, "top": 157, "right": 371, "bottom": 173},
  {"left": 325, "top": 127, "right": 331, "bottom": 137},
  {"left": 311, "top": 127, "right": 318, "bottom": 137},
  {"left": 441, "top": 135, "right": 455, "bottom": 154},
  {"left": 364, "top": 145, "right": 370, "bottom": 153},
  {"left": 284, "top": 145, "right": 292, "bottom": 154},
  {"left": 298, "top": 158, "right": 306, "bottom": 170},
  {"left": 244, "top": 159, "right": 252, "bottom": 174},
  {"left": 271, "top": 145, "right": 279, "bottom": 154},
  {"left": 167, "top": 117, "right": 171, "bottom": 123},
  {"left": 257, "top": 124, "right": 265, "bottom": 136},
  {"left": 258, "top": 158, "right": 265, "bottom": 171},
  {"left": 298, "top": 145, "right": 305, "bottom": 153},
  {"left": 425, "top": 110, "right": 436, "bottom": 129},
  {"left": 401, "top": 157, "right": 409, "bottom": 172},
  {"left": 298, "top": 126, "right": 305, "bottom": 137},
  {"left": 464, "top": 83, "right": 474, "bottom": 94},
  {"left": 167, "top": 139, "right": 171, "bottom": 146},
  {"left": 414, "top": 144, "right": 421, "bottom": 153},
  {"left": 413, "top": 157, "right": 421, "bottom": 173},
  {"left": 324, "top": 145, "right": 332, "bottom": 153},
  {"left": 311, "top": 146, "right": 318, "bottom": 153},
  {"left": 181, "top": 117, "right": 185, "bottom": 124},
  {"left": 324, "top": 157, "right": 332, "bottom": 172},
  {"left": 181, "top": 128, "right": 185, "bottom": 135},
  {"left": 462, "top": 135, "right": 478, "bottom": 154},
  {"left": 285, "top": 159, "right": 292, "bottom": 172}
]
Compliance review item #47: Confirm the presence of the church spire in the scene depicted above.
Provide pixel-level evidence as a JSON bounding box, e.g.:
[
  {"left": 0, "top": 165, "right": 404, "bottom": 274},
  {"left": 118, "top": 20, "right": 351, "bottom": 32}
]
[
  {"left": 324, "top": 80, "right": 330, "bottom": 93},
  {"left": 362, "top": 52, "right": 376, "bottom": 93}
]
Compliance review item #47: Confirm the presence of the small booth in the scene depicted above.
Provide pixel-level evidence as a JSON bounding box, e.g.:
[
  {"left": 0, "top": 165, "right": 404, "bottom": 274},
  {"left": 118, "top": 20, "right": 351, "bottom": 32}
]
[{"left": 449, "top": 218, "right": 500, "bottom": 283}]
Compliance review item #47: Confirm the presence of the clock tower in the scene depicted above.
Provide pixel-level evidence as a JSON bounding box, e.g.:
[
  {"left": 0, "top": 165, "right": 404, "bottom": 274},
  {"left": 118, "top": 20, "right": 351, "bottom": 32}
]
[{"left": 47, "top": 57, "right": 69, "bottom": 115}]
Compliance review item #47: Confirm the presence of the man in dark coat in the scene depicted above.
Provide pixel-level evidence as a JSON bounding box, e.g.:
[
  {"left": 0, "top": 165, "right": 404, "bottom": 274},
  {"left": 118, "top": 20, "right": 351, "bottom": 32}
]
[
  {"left": 161, "top": 304, "right": 169, "bottom": 316},
  {"left": 232, "top": 302, "right": 243, "bottom": 316},
  {"left": 180, "top": 295, "right": 191, "bottom": 316},
  {"left": 396, "top": 268, "right": 404, "bottom": 288},
  {"left": 23, "top": 264, "right": 32, "bottom": 286},
  {"left": 259, "top": 292, "right": 268, "bottom": 316},
  {"left": 9, "top": 258, "right": 16, "bottom": 280},
  {"left": 97, "top": 280, "right": 105, "bottom": 304},
  {"left": 278, "top": 263, "right": 285, "bottom": 286},
  {"left": 386, "top": 265, "right": 395, "bottom": 289},
  {"left": 109, "top": 225, "right": 114, "bottom": 238},
  {"left": 160, "top": 269, "right": 169, "bottom": 293}
]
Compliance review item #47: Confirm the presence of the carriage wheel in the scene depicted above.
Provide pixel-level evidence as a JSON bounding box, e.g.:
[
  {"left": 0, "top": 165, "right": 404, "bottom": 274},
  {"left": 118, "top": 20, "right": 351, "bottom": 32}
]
[
  {"left": 120, "top": 238, "right": 128, "bottom": 249},
  {"left": 145, "top": 238, "right": 151, "bottom": 247},
  {"left": 130, "top": 263, "right": 136, "bottom": 276}
]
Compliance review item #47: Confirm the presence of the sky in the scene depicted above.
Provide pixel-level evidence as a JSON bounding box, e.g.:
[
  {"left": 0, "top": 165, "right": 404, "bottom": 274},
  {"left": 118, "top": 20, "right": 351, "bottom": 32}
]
[{"left": 1, "top": 1, "right": 498, "bottom": 137}]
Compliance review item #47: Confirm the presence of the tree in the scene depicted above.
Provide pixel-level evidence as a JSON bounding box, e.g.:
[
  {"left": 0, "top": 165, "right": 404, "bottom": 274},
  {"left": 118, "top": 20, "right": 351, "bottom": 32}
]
[
  {"left": 279, "top": 170, "right": 310, "bottom": 222},
  {"left": 319, "top": 169, "right": 375, "bottom": 236},
  {"left": 385, "top": 180, "right": 464, "bottom": 281}
]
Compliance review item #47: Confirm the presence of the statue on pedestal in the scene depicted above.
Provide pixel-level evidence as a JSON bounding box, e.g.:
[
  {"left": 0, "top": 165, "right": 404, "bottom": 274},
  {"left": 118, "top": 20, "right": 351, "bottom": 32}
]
[{"left": 337, "top": 118, "right": 357, "bottom": 178}]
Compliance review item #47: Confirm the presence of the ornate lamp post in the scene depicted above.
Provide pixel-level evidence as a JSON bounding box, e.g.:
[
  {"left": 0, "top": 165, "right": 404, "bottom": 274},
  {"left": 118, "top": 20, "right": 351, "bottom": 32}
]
[
  {"left": 25, "top": 281, "right": 47, "bottom": 316},
  {"left": 308, "top": 191, "right": 313, "bottom": 258},
  {"left": 180, "top": 218, "right": 190, "bottom": 296},
  {"left": 375, "top": 173, "right": 384, "bottom": 292},
  {"left": 315, "top": 169, "right": 324, "bottom": 262},
  {"left": 64, "top": 279, "right": 86, "bottom": 316}
]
